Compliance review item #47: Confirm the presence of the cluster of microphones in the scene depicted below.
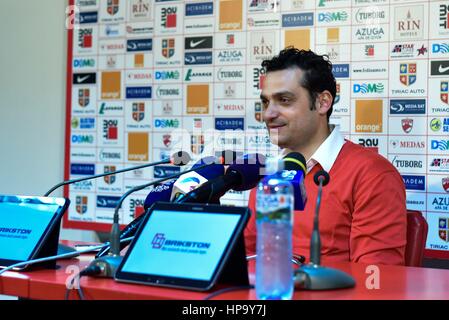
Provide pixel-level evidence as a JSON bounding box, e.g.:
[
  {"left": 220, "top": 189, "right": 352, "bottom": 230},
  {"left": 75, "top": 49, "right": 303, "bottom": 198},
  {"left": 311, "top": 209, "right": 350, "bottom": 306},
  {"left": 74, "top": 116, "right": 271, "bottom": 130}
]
[{"left": 45, "top": 149, "right": 355, "bottom": 290}]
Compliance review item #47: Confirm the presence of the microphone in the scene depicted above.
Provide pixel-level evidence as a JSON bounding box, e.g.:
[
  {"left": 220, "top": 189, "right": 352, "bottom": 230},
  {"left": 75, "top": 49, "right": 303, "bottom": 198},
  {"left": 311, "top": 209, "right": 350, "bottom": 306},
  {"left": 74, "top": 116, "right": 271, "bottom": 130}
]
[
  {"left": 45, "top": 151, "right": 190, "bottom": 255},
  {"left": 294, "top": 170, "right": 355, "bottom": 290},
  {"left": 45, "top": 151, "right": 191, "bottom": 196},
  {"left": 170, "top": 156, "right": 225, "bottom": 202},
  {"left": 94, "top": 155, "right": 225, "bottom": 259},
  {"left": 176, "top": 153, "right": 266, "bottom": 204},
  {"left": 281, "top": 152, "right": 307, "bottom": 211}
]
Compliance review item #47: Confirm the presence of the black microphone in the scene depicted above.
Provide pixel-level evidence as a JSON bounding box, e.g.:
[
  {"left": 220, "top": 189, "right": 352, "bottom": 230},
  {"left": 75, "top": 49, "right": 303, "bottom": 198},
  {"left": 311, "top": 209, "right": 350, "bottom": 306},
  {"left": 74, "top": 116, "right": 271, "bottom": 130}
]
[
  {"left": 94, "top": 156, "right": 224, "bottom": 260},
  {"left": 45, "top": 151, "right": 191, "bottom": 255},
  {"left": 176, "top": 153, "right": 266, "bottom": 204},
  {"left": 294, "top": 170, "right": 355, "bottom": 290},
  {"left": 44, "top": 151, "right": 191, "bottom": 196}
]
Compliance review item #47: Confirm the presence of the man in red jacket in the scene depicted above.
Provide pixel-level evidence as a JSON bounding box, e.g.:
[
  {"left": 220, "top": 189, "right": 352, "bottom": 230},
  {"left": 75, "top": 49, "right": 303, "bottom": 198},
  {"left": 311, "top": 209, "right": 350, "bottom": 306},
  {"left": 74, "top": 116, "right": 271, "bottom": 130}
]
[{"left": 245, "top": 47, "right": 407, "bottom": 265}]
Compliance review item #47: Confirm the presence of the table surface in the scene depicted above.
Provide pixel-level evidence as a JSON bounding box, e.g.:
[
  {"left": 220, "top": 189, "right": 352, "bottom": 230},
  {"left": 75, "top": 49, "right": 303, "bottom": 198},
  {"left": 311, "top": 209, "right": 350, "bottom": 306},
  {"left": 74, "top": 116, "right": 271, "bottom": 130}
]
[{"left": 1, "top": 243, "right": 449, "bottom": 300}]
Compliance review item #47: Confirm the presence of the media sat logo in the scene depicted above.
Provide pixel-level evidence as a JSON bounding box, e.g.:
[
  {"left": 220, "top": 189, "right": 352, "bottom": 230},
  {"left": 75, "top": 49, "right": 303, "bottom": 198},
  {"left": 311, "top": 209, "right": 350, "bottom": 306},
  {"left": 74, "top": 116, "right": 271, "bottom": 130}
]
[
  {"left": 439, "top": 218, "right": 449, "bottom": 242},
  {"left": 75, "top": 196, "right": 88, "bottom": 215},
  {"left": 399, "top": 63, "right": 416, "bottom": 86}
]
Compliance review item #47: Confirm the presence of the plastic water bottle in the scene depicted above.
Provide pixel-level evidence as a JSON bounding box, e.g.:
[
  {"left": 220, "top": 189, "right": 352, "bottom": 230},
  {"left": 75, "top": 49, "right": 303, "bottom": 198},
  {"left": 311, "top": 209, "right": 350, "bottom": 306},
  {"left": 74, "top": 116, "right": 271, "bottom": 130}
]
[{"left": 255, "top": 158, "right": 294, "bottom": 300}]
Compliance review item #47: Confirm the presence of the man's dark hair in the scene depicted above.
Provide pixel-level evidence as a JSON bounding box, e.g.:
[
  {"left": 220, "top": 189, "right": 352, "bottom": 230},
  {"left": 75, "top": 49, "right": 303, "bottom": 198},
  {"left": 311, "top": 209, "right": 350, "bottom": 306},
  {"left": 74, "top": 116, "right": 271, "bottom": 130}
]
[{"left": 261, "top": 47, "right": 337, "bottom": 121}]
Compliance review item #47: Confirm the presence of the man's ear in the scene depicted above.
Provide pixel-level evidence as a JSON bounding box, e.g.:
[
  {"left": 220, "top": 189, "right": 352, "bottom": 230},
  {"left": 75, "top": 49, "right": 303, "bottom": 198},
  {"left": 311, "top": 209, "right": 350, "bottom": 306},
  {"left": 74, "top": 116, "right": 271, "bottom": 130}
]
[{"left": 317, "top": 91, "right": 333, "bottom": 116}]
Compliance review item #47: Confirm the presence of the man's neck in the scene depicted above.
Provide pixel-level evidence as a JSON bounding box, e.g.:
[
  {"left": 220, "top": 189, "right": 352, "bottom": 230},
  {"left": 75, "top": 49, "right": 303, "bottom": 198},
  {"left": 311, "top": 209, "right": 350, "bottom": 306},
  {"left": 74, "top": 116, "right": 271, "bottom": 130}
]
[{"left": 289, "top": 124, "right": 332, "bottom": 161}]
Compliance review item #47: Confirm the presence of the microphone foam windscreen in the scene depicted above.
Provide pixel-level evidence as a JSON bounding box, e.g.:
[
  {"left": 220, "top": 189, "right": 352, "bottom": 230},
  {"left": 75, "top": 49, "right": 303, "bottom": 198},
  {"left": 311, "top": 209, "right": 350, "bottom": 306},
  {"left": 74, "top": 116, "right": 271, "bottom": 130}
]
[
  {"left": 171, "top": 151, "right": 191, "bottom": 166},
  {"left": 192, "top": 156, "right": 225, "bottom": 179},
  {"left": 228, "top": 153, "right": 266, "bottom": 191},
  {"left": 143, "top": 180, "right": 175, "bottom": 210},
  {"left": 283, "top": 152, "right": 307, "bottom": 174}
]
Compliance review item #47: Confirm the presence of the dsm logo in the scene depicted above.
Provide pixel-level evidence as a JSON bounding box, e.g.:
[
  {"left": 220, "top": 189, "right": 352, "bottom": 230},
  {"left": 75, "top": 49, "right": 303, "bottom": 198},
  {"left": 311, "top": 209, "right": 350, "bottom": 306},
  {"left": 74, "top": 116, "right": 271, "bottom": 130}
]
[
  {"left": 353, "top": 83, "right": 384, "bottom": 94},
  {"left": 318, "top": 11, "right": 348, "bottom": 23}
]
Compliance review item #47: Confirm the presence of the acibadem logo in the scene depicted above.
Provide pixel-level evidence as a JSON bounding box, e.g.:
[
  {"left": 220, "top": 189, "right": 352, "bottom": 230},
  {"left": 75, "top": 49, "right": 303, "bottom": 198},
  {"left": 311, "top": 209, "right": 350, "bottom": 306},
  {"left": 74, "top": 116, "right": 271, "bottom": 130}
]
[{"left": 353, "top": 83, "right": 384, "bottom": 94}]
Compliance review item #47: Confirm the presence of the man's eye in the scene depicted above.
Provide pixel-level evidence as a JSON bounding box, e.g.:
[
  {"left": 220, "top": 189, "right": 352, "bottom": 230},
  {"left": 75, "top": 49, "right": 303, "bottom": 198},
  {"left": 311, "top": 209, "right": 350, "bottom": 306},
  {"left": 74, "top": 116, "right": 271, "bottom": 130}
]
[
  {"left": 280, "top": 98, "right": 290, "bottom": 104},
  {"left": 261, "top": 100, "right": 269, "bottom": 109}
]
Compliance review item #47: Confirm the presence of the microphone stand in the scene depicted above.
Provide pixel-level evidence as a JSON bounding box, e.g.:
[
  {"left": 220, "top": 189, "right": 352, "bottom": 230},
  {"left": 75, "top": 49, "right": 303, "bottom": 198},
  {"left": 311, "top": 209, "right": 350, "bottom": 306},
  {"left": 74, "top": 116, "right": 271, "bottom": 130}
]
[
  {"left": 294, "top": 170, "right": 355, "bottom": 290},
  {"left": 88, "top": 162, "right": 214, "bottom": 276}
]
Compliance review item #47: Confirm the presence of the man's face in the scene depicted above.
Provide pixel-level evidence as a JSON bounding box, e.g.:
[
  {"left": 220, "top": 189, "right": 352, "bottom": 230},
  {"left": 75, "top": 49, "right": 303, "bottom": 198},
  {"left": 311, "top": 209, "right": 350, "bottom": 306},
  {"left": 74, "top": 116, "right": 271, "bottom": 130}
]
[{"left": 260, "top": 68, "right": 319, "bottom": 151}]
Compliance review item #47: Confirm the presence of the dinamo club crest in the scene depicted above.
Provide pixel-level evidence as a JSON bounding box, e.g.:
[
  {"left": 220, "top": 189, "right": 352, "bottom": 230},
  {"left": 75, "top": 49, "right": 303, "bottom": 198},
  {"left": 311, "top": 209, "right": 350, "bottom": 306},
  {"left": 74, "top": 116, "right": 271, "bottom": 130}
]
[
  {"left": 78, "top": 88, "right": 90, "bottom": 107},
  {"left": 163, "top": 134, "right": 172, "bottom": 147},
  {"left": 104, "top": 165, "right": 116, "bottom": 185},
  {"left": 254, "top": 102, "right": 263, "bottom": 123},
  {"left": 132, "top": 102, "right": 145, "bottom": 122},
  {"left": 191, "top": 134, "right": 204, "bottom": 155},
  {"left": 75, "top": 196, "right": 88, "bottom": 215},
  {"left": 401, "top": 118, "right": 413, "bottom": 134},
  {"left": 441, "top": 81, "right": 448, "bottom": 104},
  {"left": 334, "top": 83, "right": 340, "bottom": 104},
  {"left": 107, "top": 0, "right": 119, "bottom": 15},
  {"left": 162, "top": 38, "right": 175, "bottom": 58},
  {"left": 399, "top": 63, "right": 416, "bottom": 86},
  {"left": 439, "top": 218, "right": 449, "bottom": 242},
  {"left": 443, "top": 177, "right": 449, "bottom": 192}
]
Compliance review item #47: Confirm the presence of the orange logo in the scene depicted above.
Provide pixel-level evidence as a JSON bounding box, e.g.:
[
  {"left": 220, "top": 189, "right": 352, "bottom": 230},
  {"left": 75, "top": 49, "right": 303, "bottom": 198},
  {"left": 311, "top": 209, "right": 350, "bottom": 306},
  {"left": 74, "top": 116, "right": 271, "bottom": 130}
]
[
  {"left": 128, "top": 132, "right": 149, "bottom": 161},
  {"left": 219, "top": 0, "right": 242, "bottom": 30},
  {"left": 327, "top": 28, "right": 339, "bottom": 43},
  {"left": 134, "top": 54, "right": 144, "bottom": 68},
  {"left": 355, "top": 100, "right": 383, "bottom": 133},
  {"left": 284, "top": 29, "right": 310, "bottom": 50},
  {"left": 187, "top": 84, "right": 209, "bottom": 114},
  {"left": 101, "top": 71, "right": 121, "bottom": 99}
]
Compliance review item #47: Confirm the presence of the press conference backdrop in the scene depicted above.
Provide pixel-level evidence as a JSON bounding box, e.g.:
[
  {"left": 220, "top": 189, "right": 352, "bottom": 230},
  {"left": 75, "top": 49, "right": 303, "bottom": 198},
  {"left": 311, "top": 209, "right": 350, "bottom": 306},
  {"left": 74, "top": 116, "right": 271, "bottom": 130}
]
[{"left": 65, "top": 0, "right": 449, "bottom": 258}]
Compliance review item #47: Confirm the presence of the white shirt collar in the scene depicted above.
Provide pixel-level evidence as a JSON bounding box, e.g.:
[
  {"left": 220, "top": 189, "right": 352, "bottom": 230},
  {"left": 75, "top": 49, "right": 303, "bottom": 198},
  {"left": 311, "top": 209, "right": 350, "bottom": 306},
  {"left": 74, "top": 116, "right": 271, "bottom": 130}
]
[{"left": 306, "top": 125, "right": 345, "bottom": 173}]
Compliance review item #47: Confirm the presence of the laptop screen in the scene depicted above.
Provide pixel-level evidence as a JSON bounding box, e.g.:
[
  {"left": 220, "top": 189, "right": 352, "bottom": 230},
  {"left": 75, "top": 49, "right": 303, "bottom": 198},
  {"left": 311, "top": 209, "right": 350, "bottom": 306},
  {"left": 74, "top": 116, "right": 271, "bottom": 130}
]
[
  {"left": 120, "top": 209, "right": 242, "bottom": 281},
  {"left": 0, "top": 195, "right": 67, "bottom": 262}
]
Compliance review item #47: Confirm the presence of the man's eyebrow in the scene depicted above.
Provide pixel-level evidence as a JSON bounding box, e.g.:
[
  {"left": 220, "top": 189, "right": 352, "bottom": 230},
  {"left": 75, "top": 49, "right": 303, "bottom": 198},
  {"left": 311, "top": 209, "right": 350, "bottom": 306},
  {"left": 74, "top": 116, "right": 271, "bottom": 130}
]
[{"left": 260, "top": 91, "right": 295, "bottom": 100}]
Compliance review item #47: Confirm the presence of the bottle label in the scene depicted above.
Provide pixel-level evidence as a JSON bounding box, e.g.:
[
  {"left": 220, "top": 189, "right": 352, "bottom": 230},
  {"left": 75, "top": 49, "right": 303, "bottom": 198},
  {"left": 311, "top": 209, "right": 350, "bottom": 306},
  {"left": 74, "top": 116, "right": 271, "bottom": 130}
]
[{"left": 256, "top": 194, "right": 293, "bottom": 221}]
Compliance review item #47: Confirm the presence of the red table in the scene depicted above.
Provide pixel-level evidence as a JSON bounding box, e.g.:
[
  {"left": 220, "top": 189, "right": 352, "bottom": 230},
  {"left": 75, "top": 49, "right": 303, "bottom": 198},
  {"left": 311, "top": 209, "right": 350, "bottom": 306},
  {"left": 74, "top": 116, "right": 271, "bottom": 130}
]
[{"left": 1, "top": 248, "right": 449, "bottom": 300}]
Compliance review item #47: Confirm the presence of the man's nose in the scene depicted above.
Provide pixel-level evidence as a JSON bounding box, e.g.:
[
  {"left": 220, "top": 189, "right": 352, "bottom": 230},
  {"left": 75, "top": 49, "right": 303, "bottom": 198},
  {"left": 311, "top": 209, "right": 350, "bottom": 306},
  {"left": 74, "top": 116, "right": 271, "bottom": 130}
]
[{"left": 263, "top": 102, "right": 279, "bottom": 122}]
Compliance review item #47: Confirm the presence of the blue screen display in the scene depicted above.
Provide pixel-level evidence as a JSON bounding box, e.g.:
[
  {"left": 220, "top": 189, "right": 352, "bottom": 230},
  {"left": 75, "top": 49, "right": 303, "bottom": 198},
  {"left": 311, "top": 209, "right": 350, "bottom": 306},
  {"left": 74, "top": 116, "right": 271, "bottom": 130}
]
[
  {"left": 121, "top": 210, "right": 241, "bottom": 281},
  {"left": 0, "top": 196, "right": 62, "bottom": 262}
]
